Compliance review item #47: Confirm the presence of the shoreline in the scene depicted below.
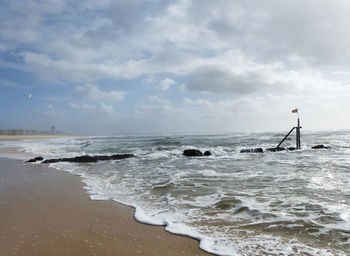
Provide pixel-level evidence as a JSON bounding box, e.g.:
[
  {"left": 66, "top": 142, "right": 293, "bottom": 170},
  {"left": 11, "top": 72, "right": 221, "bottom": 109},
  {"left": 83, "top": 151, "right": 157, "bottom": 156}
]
[{"left": 0, "top": 147, "right": 214, "bottom": 256}]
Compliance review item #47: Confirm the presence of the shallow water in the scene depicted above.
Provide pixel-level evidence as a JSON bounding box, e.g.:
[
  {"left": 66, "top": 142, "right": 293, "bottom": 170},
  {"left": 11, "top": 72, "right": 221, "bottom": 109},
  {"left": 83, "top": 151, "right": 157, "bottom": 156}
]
[{"left": 10, "top": 131, "right": 350, "bottom": 255}]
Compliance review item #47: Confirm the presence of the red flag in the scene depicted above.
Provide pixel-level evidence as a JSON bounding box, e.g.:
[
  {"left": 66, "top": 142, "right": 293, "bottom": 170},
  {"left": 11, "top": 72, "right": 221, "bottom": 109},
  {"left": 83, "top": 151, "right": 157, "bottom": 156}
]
[{"left": 292, "top": 108, "right": 298, "bottom": 113}]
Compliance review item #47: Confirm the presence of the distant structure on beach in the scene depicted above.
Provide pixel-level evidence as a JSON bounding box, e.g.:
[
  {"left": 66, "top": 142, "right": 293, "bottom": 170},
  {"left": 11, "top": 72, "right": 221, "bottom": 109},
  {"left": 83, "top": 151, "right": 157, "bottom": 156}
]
[{"left": 0, "top": 128, "right": 63, "bottom": 135}]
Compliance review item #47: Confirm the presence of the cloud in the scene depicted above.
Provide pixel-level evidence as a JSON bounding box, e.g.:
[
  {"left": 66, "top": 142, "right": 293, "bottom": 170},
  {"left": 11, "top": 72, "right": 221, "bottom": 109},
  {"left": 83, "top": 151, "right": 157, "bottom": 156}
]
[
  {"left": 3, "top": 0, "right": 350, "bottom": 133},
  {"left": 185, "top": 64, "right": 261, "bottom": 94},
  {"left": 150, "top": 95, "right": 171, "bottom": 105},
  {"left": 134, "top": 104, "right": 181, "bottom": 118},
  {"left": 183, "top": 97, "right": 247, "bottom": 118},
  {"left": 0, "top": 0, "right": 65, "bottom": 47},
  {"left": 43, "top": 109, "right": 65, "bottom": 119},
  {"left": 74, "top": 84, "right": 125, "bottom": 101},
  {"left": 157, "top": 78, "right": 175, "bottom": 91},
  {"left": 69, "top": 102, "right": 115, "bottom": 115},
  {"left": 180, "top": 52, "right": 288, "bottom": 95},
  {"left": 98, "top": 102, "right": 115, "bottom": 115},
  {"left": 43, "top": 103, "right": 65, "bottom": 119},
  {"left": 4, "top": 0, "right": 350, "bottom": 80}
]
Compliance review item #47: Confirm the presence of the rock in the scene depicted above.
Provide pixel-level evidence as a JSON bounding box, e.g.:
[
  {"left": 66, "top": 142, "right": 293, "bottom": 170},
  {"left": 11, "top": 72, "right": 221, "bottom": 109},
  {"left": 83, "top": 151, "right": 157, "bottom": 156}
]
[
  {"left": 312, "top": 144, "right": 331, "bottom": 149},
  {"left": 215, "top": 198, "right": 242, "bottom": 210},
  {"left": 266, "top": 147, "right": 286, "bottom": 152},
  {"left": 93, "top": 154, "right": 134, "bottom": 161},
  {"left": 42, "top": 154, "right": 134, "bottom": 164},
  {"left": 41, "top": 159, "right": 54, "bottom": 163},
  {"left": 25, "top": 156, "right": 44, "bottom": 163},
  {"left": 235, "top": 206, "right": 250, "bottom": 214},
  {"left": 203, "top": 151, "right": 212, "bottom": 156},
  {"left": 183, "top": 149, "right": 203, "bottom": 157},
  {"left": 109, "top": 154, "right": 135, "bottom": 160},
  {"left": 240, "top": 148, "right": 264, "bottom": 153},
  {"left": 42, "top": 155, "right": 97, "bottom": 163},
  {"left": 73, "top": 155, "right": 98, "bottom": 162}
]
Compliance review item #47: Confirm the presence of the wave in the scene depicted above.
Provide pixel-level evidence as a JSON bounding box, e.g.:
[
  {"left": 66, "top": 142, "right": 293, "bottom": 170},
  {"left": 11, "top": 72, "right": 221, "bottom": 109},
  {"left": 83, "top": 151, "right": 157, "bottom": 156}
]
[{"left": 10, "top": 131, "right": 350, "bottom": 255}]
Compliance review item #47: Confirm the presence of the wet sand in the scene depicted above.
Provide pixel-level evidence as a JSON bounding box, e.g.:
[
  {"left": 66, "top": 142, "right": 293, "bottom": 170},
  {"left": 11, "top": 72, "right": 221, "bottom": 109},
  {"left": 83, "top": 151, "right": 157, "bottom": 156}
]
[{"left": 0, "top": 157, "right": 212, "bottom": 256}]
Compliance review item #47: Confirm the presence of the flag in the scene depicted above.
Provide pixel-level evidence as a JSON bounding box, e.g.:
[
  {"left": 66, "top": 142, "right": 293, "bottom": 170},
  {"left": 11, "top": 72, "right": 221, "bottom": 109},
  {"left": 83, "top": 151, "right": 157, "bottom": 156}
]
[{"left": 292, "top": 108, "right": 298, "bottom": 113}]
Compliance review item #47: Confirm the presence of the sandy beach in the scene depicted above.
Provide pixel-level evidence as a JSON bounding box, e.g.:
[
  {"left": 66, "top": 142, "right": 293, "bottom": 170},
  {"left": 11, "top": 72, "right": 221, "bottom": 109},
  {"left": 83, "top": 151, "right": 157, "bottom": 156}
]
[{"left": 0, "top": 153, "right": 212, "bottom": 255}]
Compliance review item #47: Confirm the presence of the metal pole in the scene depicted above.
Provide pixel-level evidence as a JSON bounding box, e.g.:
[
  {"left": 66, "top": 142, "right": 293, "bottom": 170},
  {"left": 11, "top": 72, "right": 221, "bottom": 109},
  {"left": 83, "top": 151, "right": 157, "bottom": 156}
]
[
  {"left": 296, "top": 118, "right": 301, "bottom": 149},
  {"left": 277, "top": 127, "right": 296, "bottom": 148}
]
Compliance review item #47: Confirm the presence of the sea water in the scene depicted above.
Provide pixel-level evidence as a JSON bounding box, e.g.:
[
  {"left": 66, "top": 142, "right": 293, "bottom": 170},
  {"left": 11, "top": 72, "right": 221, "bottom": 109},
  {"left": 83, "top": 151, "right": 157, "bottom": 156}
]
[{"left": 9, "top": 131, "right": 350, "bottom": 255}]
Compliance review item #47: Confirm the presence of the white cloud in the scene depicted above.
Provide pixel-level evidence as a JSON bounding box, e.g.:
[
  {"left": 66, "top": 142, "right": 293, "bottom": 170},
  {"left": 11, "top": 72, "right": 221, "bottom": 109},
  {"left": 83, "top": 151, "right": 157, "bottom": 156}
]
[
  {"left": 4, "top": 0, "right": 350, "bottom": 80},
  {"left": 74, "top": 84, "right": 125, "bottom": 101},
  {"left": 69, "top": 102, "right": 115, "bottom": 115},
  {"left": 157, "top": 78, "right": 175, "bottom": 91},
  {"left": 3, "top": 0, "right": 350, "bottom": 132},
  {"left": 99, "top": 102, "right": 115, "bottom": 115},
  {"left": 150, "top": 95, "right": 171, "bottom": 105},
  {"left": 43, "top": 102, "right": 64, "bottom": 119}
]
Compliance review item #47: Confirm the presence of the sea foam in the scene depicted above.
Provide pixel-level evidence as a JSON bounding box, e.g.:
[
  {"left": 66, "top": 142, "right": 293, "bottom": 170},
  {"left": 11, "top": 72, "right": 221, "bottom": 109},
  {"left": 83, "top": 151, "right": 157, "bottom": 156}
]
[{"left": 10, "top": 132, "right": 350, "bottom": 256}]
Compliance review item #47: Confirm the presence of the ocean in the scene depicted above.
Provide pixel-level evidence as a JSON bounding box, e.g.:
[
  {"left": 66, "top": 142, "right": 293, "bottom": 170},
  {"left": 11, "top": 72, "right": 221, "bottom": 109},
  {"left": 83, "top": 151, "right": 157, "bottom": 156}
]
[{"left": 9, "top": 131, "right": 350, "bottom": 255}]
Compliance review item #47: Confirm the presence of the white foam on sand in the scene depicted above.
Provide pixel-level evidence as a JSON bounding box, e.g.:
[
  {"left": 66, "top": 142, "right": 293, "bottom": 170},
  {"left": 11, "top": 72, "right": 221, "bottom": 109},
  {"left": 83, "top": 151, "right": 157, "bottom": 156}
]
[{"left": 0, "top": 143, "right": 35, "bottom": 160}]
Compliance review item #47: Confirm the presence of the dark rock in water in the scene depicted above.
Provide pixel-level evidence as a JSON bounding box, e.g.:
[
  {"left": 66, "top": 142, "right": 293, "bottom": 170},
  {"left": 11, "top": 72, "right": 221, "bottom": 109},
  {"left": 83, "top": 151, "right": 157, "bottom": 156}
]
[
  {"left": 93, "top": 155, "right": 110, "bottom": 161},
  {"left": 248, "top": 209, "right": 261, "bottom": 217},
  {"left": 42, "top": 159, "right": 57, "bottom": 164},
  {"left": 240, "top": 148, "right": 264, "bottom": 153},
  {"left": 235, "top": 206, "right": 250, "bottom": 214},
  {"left": 266, "top": 147, "right": 286, "bottom": 152},
  {"left": 183, "top": 149, "right": 203, "bottom": 157},
  {"left": 215, "top": 198, "right": 242, "bottom": 210},
  {"left": 72, "top": 155, "right": 98, "bottom": 162},
  {"left": 93, "top": 154, "right": 133, "bottom": 161},
  {"left": 204, "top": 151, "right": 212, "bottom": 156},
  {"left": 48, "top": 154, "right": 134, "bottom": 163},
  {"left": 43, "top": 155, "right": 97, "bottom": 163},
  {"left": 287, "top": 147, "right": 297, "bottom": 151},
  {"left": 312, "top": 144, "right": 331, "bottom": 149},
  {"left": 26, "top": 156, "right": 44, "bottom": 163},
  {"left": 110, "top": 154, "right": 135, "bottom": 160},
  {"left": 42, "top": 154, "right": 134, "bottom": 164},
  {"left": 254, "top": 148, "right": 264, "bottom": 153}
]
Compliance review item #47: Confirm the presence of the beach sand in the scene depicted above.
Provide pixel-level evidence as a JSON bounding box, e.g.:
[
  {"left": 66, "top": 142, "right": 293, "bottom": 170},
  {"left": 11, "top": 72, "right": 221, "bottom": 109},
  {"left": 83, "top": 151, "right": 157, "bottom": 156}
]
[{"left": 0, "top": 156, "right": 212, "bottom": 256}]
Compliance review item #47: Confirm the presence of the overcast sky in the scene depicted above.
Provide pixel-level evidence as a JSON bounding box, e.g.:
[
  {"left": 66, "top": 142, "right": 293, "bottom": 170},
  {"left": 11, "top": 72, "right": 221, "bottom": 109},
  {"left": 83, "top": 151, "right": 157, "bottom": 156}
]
[{"left": 1, "top": 0, "right": 350, "bottom": 135}]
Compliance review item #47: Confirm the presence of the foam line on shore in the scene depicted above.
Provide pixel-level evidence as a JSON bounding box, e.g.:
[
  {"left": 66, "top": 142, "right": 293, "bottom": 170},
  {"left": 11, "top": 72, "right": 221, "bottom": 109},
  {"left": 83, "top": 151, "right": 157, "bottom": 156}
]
[{"left": 0, "top": 144, "right": 214, "bottom": 256}]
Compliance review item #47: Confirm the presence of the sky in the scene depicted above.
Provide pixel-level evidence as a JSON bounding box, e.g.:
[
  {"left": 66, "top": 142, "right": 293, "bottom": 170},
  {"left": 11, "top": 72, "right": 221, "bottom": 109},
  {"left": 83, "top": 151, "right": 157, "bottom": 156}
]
[{"left": 1, "top": 0, "right": 350, "bottom": 135}]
